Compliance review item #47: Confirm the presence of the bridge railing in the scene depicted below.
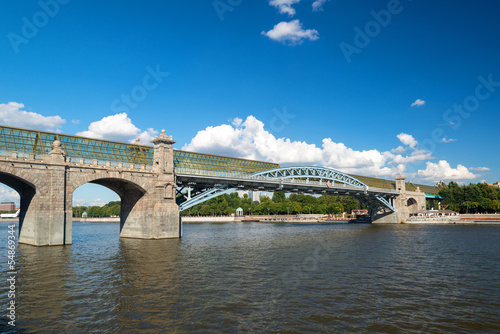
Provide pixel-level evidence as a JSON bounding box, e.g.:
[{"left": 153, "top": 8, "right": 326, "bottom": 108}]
[
  {"left": 67, "top": 157, "right": 153, "bottom": 170},
  {"left": 175, "top": 167, "right": 398, "bottom": 194},
  {"left": 0, "top": 151, "right": 153, "bottom": 171},
  {"left": 0, "top": 150, "right": 46, "bottom": 160}
]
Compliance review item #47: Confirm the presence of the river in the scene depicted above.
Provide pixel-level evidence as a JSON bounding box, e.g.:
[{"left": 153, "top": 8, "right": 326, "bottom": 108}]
[{"left": 1, "top": 222, "right": 499, "bottom": 333}]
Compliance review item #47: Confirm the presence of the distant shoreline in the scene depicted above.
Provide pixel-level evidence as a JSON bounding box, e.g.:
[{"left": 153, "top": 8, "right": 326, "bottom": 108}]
[{"left": 2, "top": 214, "right": 500, "bottom": 225}]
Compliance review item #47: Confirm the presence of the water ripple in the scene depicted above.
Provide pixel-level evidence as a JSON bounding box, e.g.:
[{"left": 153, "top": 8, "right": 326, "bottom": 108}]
[{"left": 0, "top": 222, "right": 499, "bottom": 333}]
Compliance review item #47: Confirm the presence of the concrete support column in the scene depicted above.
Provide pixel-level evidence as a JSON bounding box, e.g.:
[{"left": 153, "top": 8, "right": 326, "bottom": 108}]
[{"left": 19, "top": 140, "right": 70, "bottom": 246}]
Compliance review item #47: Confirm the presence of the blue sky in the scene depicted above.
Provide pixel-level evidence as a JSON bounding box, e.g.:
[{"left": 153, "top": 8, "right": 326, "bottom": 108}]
[{"left": 1, "top": 0, "right": 499, "bottom": 206}]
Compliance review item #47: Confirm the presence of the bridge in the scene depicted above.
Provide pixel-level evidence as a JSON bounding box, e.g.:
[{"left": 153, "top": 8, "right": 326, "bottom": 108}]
[{"left": 0, "top": 125, "right": 438, "bottom": 246}]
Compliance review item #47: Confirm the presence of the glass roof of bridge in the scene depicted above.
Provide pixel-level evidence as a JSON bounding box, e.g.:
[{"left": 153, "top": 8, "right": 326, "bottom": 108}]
[
  {"left": 0, "top": 125, "right": 279, "bottom": 174},
  {"left": 352, "top": 174, "right": 439, "bottom": 195}
]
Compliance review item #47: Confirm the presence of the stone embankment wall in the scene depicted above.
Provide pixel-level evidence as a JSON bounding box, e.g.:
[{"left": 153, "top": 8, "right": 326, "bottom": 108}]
[
  {"left": 181, "top": 216, "right": 244, "bottom": 223},
  {"left": 406, "top": 214, "right": 500, "bottom": 224}
]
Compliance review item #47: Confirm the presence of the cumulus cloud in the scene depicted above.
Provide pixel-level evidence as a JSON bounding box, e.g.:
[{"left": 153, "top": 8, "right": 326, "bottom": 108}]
[
  {"left": 386, "top": 149, "right": 433, "bottom": 165},
  {"left": 397, "top": 133, "right": 418, "bottom": 148},
  {"left": 262, "top": 20, "right": 319, "bottom": 45},
  {"left": 312, "top": 0, "right": 327, "bottom": 11},
  {"left": 0, "top": 102, "right": 65, "bottom": 131},
  {"left": 320, "top": 138, "right": 391, "bottom": 175},
  {"left": 411, "top": 99, "right": 426, "bottom": 107},
  {"left": 442, "top": 138, "right": 457, "bottom": 143},
  {"left": 391, "top": 146, "right": 406, "bottom": 154},
  {"left": 417, "top": 161, "right": 477, "bottom": 182},
  {"left": 134, "top": 128, "right": 159, "bottom": 144},
  {"left": 72, "top": 198, "right": 87, "bottom": 207},
  {"left": 0, "top": 186, "right": 19, "bottom": 204},
  {"left": 77, "top": 113, "right": 158, "bottom": 144},
  {"left": 183, "top": 116, "right": 481, "bottom": 183},
  {"left": 91, "top": 198, "right": 106, "bottom": 206},
  {"left": 183, "top": 116, "right": 433, "bottom": 177},
  {"left": 269, "top": 0, "right": 300, "bottom": 16}
]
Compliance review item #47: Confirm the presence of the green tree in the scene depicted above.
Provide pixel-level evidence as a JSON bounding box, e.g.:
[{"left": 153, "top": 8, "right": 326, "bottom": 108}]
[
  {"left": 272, "top": 191, "right": 286, "bottom": 203},
  {"left": 199, "top": 205, "right": 212, "bottom": 215}
]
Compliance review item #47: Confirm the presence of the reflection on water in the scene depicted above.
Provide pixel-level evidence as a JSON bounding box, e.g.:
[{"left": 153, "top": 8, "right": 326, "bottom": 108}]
[{"left": 1, "top": 222, "right": 500, "bottom": 333}]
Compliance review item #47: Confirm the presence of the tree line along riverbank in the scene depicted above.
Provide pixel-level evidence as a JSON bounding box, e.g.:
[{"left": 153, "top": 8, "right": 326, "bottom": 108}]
[{"left": 438, "top": 182, "right": 500, "bottom": 213}]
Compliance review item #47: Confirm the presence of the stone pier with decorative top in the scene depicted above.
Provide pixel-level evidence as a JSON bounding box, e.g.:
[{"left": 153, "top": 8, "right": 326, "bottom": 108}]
[
  {"left": 371, "top": 174, "right": 426, "bottom": 224},
  {"left": 119, "top": 130, "right": 181, "bottom": 240}
]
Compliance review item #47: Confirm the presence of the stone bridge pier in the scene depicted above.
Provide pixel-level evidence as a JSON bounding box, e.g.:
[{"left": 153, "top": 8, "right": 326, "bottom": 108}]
[
  {"left": 0, "top": 130, "right": 180, "bottom": 246},
  {"left": 371, "top": 174, "right": 426, "bottom": 224}
]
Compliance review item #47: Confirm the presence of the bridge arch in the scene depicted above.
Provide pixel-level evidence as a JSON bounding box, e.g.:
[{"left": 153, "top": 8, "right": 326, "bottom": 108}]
[
  {"left": 251, "top": 166, "right": 367, "bottom": 187},
  {"left": 0, "top": 164, "right": 39, "bottom": 191},
  {"left": 69, "top": 174, "right": 148, "bottom": 232},
  {"left": 0, "top": 170, "right": 37, "bottom": 229},
  {"left": 179, "top": 166, "right": 375, "bottom": 212},
  {"left": 407, "top": 198, "right": 418, "bottom": 214}
]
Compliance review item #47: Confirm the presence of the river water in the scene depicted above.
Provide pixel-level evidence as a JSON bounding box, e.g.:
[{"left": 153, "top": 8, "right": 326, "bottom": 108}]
[{"left": 1, "top": 222, "right": 499, "bottom": 333}]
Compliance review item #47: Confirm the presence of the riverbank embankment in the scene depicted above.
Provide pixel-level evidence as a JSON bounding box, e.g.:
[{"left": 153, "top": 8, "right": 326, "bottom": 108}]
[
  {"left": 3, "top": 214, "right": 500, "bottom": 224},
  {"left": 406, "top": 214, "right": 500, "bottom": 224}
]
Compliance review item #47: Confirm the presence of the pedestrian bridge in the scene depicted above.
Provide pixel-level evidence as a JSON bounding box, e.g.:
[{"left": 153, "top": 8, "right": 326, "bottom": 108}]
[{"left": 0, "top": 125, "right": 438, "bottom": 246}]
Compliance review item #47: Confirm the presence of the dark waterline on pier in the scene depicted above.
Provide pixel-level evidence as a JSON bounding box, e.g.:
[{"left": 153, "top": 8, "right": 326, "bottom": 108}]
[{"left": 1, "top": 222, "right": 500, "bottom": 333}]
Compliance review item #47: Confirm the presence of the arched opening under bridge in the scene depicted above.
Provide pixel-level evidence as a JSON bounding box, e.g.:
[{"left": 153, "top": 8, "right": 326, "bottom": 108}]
[
  {"left": 0, "top": 171, "right": 36, "bottom": 236},
  {"left": 407, "top": 198, "right": 419, "bottom": 214},
  {"left": 71, "top": 178, "right": 147, "bottom": 237}
]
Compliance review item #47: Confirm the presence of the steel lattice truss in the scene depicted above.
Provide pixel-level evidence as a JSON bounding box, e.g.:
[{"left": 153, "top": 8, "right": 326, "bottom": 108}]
[
  {"left": 0, "top": 125, "right": 152, "bottom": 164},
  {"left": 252, "top": 166, "right": 367, "bottom": 187},
  {"left": 178, "top": 166, "right": 396, "bottom": 212},
  {"left": 173, "top": 150, "right": 279, "bottom": 175},
  {"left": 0, "top": 125, "right": 278, "bottom": 174}
]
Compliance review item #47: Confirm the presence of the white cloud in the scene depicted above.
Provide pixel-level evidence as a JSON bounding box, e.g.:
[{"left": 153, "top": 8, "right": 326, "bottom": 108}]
[
  {"left": 391, "top": 146, "right": 406, "bottom": 154},
  {"left": 133, "top": 128, "right": 159, "bottom": 144},
  {"left": 183, "top": 116, "right": 482, "bottom": 183},
  {"left": 73, "top": 198, "right": 87, "bottom": 207},
  {"left": 442, "top": 138, "right": 457, "bottom": 143},
  {"left": 269, "top": 0, "right": 300, "bottom": 16},
  {"left": 386, "top": 149, "right": 433, "bottom": 165},
  {"left": 183, "top": 115, "right": 428, "bottom": 178},
  {"left": 470, "top": 167, "right": 490, "bottom": 172},
  {"left": 411, "top": 99, "right": 426, "bottom": 107},
  {"left": 417, "top": 160, "right": 477, "bottom": 182},
  {"left": 262, "top": 20, "right": 319, "bottom": 45},
  {"left": 71, "top": 119, "right": 80, "bottom": 124},
  {"left": 312, "top": 0, "right": 327, "bottom": 11},
  {"left": 231, "top": 117, "right": 243, "bottom": 127},
  {"left": 91, "top": 198, "right": 106, "bottom": 207},
  {"left": 321, "top": 139, "right": 391, "bottom": 176},
  {"left": 77, "top": 113, "right": 158, "bottom": 144},
  {"left": 0, "top": 185, "right": 19, "bottom": 204},
  {"left": 397, "top": 133, "right": 418, "bottom": 148},
  {"left": 0, "top": 102, "right": 65, "bottom": 131}
]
